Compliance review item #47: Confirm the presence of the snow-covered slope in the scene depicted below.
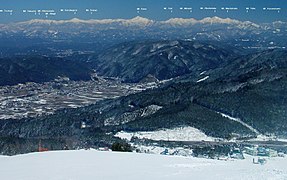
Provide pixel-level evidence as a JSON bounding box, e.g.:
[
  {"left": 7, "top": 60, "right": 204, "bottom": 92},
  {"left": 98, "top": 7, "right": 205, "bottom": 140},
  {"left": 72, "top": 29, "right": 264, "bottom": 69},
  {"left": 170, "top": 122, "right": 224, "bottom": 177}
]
[
  {"left": 115, "top": 126, "right": 218, "bottom": 141},
  {"left": 0, "top": 150, "right": 287, "bottom": 180}
]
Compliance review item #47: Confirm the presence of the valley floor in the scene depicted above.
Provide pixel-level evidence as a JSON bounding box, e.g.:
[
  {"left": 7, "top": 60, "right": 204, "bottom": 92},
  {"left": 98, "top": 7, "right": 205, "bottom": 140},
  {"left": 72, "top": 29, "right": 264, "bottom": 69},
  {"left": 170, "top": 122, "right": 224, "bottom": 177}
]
[{"left": 0, "top": 150, "right": 286, "bottom": 180}]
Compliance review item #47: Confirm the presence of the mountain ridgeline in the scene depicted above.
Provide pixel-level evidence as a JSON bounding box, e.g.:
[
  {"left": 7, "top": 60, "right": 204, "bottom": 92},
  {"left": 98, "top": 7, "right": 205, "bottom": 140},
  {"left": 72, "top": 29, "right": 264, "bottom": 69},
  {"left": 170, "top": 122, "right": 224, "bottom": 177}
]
[
  {"left": 0, "top": 56, "right": 93, "bottom": 86},
  {"left": 94, "top": 40, "right": 237, "bottom": 83},
  {"left": 0, "top": 40, "right": 238, "bottom": 85}
]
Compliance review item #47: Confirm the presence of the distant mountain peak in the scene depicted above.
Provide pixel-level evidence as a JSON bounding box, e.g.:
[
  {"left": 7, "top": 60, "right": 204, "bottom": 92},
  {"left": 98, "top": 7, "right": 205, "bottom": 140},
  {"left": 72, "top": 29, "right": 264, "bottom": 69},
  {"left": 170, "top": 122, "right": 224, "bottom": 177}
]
[
  {"left": 130, "top": 16, "right": 151, "bottom": 22},
  {"left": 18, "top": 19, "right": 55, "bottom": 24},
  {"left": 67, "top": 18, "right": 86, "bottom": 23},
  {"left": 122, "top": 16, "right": 154, "bottom": 26},
  {"left": 18, "top": 18, "right": 95, "bottom": 25},
  {"left": 163, "top": 18, "right": 198, "bottom": 25},
  {"left": 200, "top": 16, "right": 241, "bottom": 24},
  {"left": 160, "top": 16, "right": 260, "bottom": 28}
]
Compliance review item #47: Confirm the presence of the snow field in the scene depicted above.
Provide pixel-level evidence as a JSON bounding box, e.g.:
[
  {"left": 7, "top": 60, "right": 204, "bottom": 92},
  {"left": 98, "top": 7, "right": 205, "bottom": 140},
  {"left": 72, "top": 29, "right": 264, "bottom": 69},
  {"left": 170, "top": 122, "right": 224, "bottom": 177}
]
[{"left": 0, "top": 150, "right": 287, "bottom": 180}]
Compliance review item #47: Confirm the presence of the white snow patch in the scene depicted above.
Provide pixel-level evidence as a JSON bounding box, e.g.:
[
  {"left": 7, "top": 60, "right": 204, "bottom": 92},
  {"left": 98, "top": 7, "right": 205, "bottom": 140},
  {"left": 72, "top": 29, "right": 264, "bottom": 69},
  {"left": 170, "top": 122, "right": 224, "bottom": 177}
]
[
  {"left": 199, "top": 71, "right": 207, "bottom": 75},
  {"left": 140, "top": 105, "right": 162, "bottom": 117},
  {"left": 197, "top": 76, "right": 209, "bottom": 83},
  {"left": 115, "top": 126, "right": 218, "bottom": 141},
  {"left": 132, "top": 46, "right": 145, "bottom": 55},
  {"left": 67, "top": 104, "right": 81, "bottom": 108},
  {"left": 159, "top": 78, "right": 174, "bottom": 84}
]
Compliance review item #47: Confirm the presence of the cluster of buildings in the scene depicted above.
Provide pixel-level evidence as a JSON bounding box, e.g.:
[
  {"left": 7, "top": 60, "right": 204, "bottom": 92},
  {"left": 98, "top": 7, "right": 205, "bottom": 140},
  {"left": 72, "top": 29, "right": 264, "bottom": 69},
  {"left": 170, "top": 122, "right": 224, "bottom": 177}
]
[
  {"left": 132, "top": 143, "right": 285, "bottom": 164},
  {"left": 135, "top": 145, "right": 193, "bottom": 157},
  {"left": 244, "top": 146, "right": 279, "bottom": 157},
  {"left": 0, "top": 78, "right": 153, "bottom": 120}
]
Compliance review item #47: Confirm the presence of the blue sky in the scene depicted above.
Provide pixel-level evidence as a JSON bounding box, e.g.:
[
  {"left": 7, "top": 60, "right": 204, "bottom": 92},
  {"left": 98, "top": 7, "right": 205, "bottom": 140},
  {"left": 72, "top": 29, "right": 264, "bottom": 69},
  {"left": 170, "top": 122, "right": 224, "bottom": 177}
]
[{"left": 0, "top": 0, "right": 286, "bottom": 23}]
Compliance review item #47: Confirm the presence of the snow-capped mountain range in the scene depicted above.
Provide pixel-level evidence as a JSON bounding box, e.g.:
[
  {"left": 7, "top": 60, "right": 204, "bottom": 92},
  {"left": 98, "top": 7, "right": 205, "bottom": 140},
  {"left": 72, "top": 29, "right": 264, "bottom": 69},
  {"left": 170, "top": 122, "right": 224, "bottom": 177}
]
[
  {"left": 15, "top": 16, "right": 155, "bottom": 26},
  {"left": 5, "top": 16, "right": 261, "bottom": 27},
  {"left": 0, "top": 16, "right": 285, "bottom": 52}
]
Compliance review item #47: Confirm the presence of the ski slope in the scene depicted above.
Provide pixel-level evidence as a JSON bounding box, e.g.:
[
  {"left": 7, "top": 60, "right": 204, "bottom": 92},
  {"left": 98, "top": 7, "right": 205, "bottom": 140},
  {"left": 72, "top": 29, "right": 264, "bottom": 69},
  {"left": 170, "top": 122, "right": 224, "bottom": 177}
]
[
  {"left": 219, "top": 112, "right": 261, "bottom": 135},
  {"left": 0, "top": 150, "right": 287, "bottom": 180},
  {"left": 115, "top": 126, "right": 218, "bottom": 141}
]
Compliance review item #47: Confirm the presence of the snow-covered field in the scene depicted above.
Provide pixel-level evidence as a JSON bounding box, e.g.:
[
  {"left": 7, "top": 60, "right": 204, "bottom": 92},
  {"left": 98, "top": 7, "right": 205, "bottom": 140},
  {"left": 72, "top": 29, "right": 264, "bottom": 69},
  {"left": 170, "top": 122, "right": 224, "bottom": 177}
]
[
  {"left": 0, "top": 150, "right": 287, "bottom": 180},
  {"left": 115, "top": 126, "right": 218, "bottom": 141}
]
